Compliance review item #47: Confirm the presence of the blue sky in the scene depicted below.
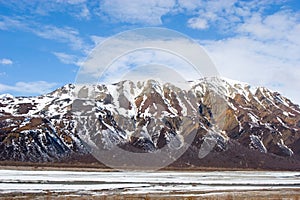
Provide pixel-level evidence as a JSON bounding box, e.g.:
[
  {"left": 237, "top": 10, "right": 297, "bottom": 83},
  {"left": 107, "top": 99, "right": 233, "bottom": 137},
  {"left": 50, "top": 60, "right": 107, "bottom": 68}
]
[{"left": 0, "top": 0, "right": 299, "bottom": 103}]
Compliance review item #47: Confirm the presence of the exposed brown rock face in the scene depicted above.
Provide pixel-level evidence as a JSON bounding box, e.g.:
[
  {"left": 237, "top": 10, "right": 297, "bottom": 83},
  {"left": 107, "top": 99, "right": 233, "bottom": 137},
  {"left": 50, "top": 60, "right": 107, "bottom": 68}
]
[{"left": 0, "top": 78, "right": 299, "bottom": 170}]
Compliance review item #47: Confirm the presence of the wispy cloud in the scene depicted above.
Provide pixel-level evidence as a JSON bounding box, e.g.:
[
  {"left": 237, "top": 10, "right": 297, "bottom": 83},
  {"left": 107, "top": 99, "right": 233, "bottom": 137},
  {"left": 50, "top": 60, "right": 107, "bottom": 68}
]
[
  {"left": 202, "top": 8, "right": 300, "bottom": 103},
  {"left": 180, "top": 0, "right": 283, "bottom": 31},
  {"left": 0, "top": 15, "right": 87, "bottom": 51},
  {"left": 187, "top": 18, "right": 208, "bottom": 30},
  {"left": 33, "top": 25, "right": 85, "bottom": 51},
  {"left": 0, "top": 0, "right": 299, "bottom": 103},
  {"left": 0, "top": 16, "right": 26, "bottom": 30},
  {"left": 78, "top": 4, "right": 90, "bottom": 19},
  {"left": 0, "top": 0, "right": 90, "bottom": 20},
  {"left": 99, "top": 0, "right": 176, "bottom": 25},
  {"left": 90, "top": 35, "right": 107, "bottom": 46},
  {"left": 0, "top": 58, "right": 13, "bottom": 65},
  {"left": 79, "top": 29, "right": 217, "bottom": 85},
  {"left": 53, "top": 52, "right": 81, "bottom": 66},
  {"left": 92, "top": 0, "right": 300, "bottom": 102},
  {"left": 0, "top": 81, "right": 57, "bottom": 95},
  {"left": 237, "top": 10, "right": 300, "bottom": 45}
]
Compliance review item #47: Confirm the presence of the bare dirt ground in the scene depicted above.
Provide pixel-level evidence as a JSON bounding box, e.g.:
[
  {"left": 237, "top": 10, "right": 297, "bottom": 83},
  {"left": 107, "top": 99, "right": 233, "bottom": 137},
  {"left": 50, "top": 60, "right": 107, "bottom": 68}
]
[{"left": 0, "top": 160, "right": 293, "bottom": 172}]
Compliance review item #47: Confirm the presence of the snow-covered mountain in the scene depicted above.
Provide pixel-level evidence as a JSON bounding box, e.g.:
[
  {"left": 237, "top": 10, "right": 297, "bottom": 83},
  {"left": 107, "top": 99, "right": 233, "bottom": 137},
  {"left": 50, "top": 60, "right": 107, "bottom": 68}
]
[{"left": 0, "top": 77, "right": 299, "bottom": 169}]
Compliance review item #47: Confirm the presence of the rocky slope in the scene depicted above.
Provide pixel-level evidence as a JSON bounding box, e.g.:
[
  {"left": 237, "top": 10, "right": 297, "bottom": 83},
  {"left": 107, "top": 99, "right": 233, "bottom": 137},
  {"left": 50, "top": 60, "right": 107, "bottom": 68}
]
[{"left": 0, "top": 77, "right": 299, "bottom": 169}]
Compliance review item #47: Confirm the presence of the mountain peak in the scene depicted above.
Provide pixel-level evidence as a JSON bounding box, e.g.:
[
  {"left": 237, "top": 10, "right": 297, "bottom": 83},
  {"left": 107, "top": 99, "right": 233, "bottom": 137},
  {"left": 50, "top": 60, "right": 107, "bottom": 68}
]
[{"left": 0, "top": 93, "right": 14, "bottom": 99}]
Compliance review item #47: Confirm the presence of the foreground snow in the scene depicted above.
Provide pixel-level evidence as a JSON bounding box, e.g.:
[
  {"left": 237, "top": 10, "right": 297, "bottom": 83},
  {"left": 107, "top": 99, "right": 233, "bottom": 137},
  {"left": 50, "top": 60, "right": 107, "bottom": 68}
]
[{"left": 0, "top": 169, "right": 299, "bottom": 197}]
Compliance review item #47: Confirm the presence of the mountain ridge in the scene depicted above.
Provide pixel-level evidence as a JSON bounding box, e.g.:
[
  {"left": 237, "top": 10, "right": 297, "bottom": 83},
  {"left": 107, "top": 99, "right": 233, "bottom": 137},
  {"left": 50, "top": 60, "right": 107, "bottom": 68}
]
[{"left": 0, "top": 77, "right": 299, "bottom": 170}]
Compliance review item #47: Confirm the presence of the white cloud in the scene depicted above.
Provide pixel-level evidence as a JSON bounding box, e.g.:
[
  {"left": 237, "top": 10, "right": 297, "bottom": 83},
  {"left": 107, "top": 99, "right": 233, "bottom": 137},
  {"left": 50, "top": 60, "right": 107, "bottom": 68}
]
[
  {"left": 0, "top": 58, "right": 13, "bottom": 65},
  {"left": 78, "top": 4, "right": 90, "bottom": 19},
  {"left": 52, "top": 52, "right": 84, "bottom": 66},
  {"left": 177, "top": 0, "right": 240, "bottom": 30},
  {"left": 53, "top": 52, "right": 77, "bottom": 65},
  {"left": 237, "top": 10, "right": 300, "bottom": 44},
  {"left": 177, "top": 0, "right": 203, "bottom": 12},
  {"left": 1, "top": 0, "right": 298, "bottom": 103},
  {"left": 180, "top": 0, "right": 283, "bottom": 31},
  {"left": 0, "top": 81, "right": 57, "bottom": 95},
  {"left": 33, "top": 25, "right": 85, "bottom": 51},
  {"left": 57, "top": 0, "right": 87, "bottom": 5},
  {"left": 79, "top": 28, "right": 218, "bottom": 86},
  {"left": 90, "top": 35, "right": 107, "bottom": 46},
  {"left": 1, "top": 0, "right": 90, "bottom": 20},
  {"left": 0, "top": 16, "right": 26, "bottom": 30},
  {"left": 0, "top": 16, "right": 87, "bottom": 51},
  {"left": 202, "top": 9, "right": 300, "bottom": 103},
  {"left": 96, "top": 0, "right": 283, "bottom": 33},
  {"left": 99, "top": 0, "right": 176, "bottom": 25},
  {"left": 187, "top": 17, "right": 208, "bottom": 30},
  {"left": 170, "top": 0, "right": 300, "bottom": 103},
  {"left": 99, "top": 49, "right": 200, "bottom": 84}
]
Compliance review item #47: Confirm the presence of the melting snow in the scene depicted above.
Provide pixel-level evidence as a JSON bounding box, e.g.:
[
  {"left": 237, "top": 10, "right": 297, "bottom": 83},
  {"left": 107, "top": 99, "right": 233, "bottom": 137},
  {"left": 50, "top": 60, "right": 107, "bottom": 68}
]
[
  {"left": 248, "top": 113, "right": 259, "bottom": 127},
  {"left": 250, "top": 135, "right": 267, "bottom": 153},
  {"left": 1, "top": 169, "right": 300, "bottom": 196},
  {"left": 277, "top": 139, "right": 294, "bottom": 156}
]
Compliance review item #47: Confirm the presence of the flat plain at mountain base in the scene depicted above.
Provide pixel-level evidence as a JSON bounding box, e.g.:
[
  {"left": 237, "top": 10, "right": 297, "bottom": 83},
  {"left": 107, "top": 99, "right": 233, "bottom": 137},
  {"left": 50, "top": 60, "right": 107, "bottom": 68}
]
[{"left": 0, "top": 169, "right": 299, "bottom": 200}]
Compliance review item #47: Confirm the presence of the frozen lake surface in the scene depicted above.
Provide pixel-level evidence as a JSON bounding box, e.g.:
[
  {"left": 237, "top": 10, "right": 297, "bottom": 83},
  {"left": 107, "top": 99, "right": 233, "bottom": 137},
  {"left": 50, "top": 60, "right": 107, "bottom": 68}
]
[{"left": 0, "top": 169, "right": 299, "bottom": 198}]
